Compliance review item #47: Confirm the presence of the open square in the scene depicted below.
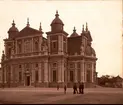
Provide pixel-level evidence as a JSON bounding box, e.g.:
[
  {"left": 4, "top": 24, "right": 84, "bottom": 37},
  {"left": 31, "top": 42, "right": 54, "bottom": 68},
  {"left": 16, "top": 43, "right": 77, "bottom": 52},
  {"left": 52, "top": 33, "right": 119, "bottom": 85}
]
[{"left": 0, "top": 87, "right": 123, "bottom": 104}]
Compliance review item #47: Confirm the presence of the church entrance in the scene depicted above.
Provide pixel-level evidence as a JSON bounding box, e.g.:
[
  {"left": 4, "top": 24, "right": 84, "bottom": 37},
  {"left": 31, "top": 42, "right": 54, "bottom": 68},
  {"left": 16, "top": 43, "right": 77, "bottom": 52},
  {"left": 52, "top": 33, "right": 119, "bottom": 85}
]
[{"left": 25, "top": 76, "right": 30, "bottom": 86}]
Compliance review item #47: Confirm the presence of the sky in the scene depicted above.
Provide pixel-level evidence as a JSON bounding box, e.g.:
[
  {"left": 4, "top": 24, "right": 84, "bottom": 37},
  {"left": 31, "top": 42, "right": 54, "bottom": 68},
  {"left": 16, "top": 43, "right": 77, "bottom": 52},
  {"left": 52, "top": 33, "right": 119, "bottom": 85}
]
[{"left": 0, "top": 0, "right": 122, "bottom": 77}]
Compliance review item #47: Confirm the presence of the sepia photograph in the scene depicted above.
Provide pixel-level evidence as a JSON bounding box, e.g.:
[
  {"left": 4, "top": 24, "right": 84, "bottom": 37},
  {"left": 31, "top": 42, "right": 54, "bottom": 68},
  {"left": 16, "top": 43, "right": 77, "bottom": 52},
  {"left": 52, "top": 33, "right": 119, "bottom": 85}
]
[{"left": 0, "top": 0, "right": 122, "bottom": 104}]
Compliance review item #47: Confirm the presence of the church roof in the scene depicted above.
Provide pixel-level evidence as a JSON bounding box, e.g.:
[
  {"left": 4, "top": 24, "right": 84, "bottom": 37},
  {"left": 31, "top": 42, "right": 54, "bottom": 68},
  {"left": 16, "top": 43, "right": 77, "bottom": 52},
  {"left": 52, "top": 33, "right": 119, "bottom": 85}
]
[
  {"left": 68, "top": 36, "right": 82, "bottom": 55},
  {"left": 16, "top": 26, "right": 42, "bottom": 38}
]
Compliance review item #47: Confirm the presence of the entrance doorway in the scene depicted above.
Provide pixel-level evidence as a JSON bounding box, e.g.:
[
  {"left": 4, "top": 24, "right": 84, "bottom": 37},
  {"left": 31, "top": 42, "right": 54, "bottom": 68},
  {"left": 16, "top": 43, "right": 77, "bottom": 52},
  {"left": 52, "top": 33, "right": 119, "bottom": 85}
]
[{"left": 26, "top": 76, "right": 30, "bottom": 86}]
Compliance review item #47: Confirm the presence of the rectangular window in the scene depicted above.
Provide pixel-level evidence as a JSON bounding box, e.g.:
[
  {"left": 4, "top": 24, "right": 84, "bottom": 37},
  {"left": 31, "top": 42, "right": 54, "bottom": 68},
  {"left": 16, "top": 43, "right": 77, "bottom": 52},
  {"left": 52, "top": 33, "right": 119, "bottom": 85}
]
[
  {"left": 70, "top": 71, "right": 73, "bottom": 82},
  {"left": 52, "top": 41, "right": 56, "bottom": 49},
  {"left": 53, "top": 70, "right": 56, "bottom": 82},
  {"left": 35, "top": 71, "right": 38, "bottom": 82},
  {"left": 19, "top": 72, "right": 22, "bottom": 82}
]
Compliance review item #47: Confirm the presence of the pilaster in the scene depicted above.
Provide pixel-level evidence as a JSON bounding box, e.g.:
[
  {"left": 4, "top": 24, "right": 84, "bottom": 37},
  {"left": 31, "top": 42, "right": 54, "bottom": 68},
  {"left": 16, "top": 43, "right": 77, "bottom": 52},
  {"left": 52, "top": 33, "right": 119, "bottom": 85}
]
[
  {"left": 81, "top": 60, "right": 84, "bottom": 82},
  {"left": 48, "top": 62, "right": 51, "bottom": 82},
  {"left": 58, "top": 35, "right": 61, "bottom": 55},
  {"left": 58, "top": 61, "right": 61, "bottom": 82},
  {"left": 44, "top": 60, "right": 48, "bottom": 82},
  {"left": 92, "top": 62, "right": 94, "bottom": 83},
  {"left": 31, "top": 63, "right": 35, "bottom": 83},
  {"left": 74, "top": 62, "right": 77, "bottom": 83},
  {"left": 39, "top": 62, "right": 42, "bottom": 83},
  {"left": 61, "top": 59, "right": 64, "bottom": 82},
  {"left": 15, "top": 40, "right": 17, "bottom": 54},
  {"left": 84, "top": 62, "right": 86, "bottom": 82}
]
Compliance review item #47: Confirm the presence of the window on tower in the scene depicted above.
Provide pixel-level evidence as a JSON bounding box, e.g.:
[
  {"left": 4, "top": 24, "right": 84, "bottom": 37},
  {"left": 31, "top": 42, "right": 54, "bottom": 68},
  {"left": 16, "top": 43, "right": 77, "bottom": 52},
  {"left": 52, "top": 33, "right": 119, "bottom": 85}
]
[{"left": 52, "top": 41, "right": 57, "bottom": 49}]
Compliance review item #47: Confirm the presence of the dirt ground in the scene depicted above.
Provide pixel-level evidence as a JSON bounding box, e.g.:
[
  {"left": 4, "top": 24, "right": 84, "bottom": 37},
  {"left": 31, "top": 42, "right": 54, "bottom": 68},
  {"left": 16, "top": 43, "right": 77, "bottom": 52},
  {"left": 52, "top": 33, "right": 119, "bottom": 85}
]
[{"left": 0, "top": 87, "right": 123, "bottom": 104}]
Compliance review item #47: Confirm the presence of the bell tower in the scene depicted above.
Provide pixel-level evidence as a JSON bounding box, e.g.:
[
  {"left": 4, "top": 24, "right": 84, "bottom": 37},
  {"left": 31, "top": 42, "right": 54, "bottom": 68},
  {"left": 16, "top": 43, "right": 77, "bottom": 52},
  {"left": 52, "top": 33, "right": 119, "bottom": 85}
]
[
  {"left": 46, "top": 11, "right": 68, "bottom": 86},
  {"left": 46, "top": 11, "right": 68, "bottom": 55}
]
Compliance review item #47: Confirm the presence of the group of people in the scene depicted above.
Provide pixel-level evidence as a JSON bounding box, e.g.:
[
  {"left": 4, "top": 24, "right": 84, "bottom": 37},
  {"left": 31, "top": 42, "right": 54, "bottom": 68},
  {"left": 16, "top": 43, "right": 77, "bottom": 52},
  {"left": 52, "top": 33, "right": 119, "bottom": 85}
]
[
  {"left": 57, "top": 82, "right": 84, "bottom": 94},
  {"left": 73, "top": 82, "right": 84, "bottom": 94}
]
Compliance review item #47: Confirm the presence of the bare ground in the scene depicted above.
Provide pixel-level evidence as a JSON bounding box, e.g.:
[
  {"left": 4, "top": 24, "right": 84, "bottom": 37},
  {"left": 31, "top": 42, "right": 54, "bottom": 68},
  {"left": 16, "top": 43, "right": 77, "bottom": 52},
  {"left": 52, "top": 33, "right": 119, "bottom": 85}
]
[{"left": 0, "top": 87, "right": 123, "bottom": 104}]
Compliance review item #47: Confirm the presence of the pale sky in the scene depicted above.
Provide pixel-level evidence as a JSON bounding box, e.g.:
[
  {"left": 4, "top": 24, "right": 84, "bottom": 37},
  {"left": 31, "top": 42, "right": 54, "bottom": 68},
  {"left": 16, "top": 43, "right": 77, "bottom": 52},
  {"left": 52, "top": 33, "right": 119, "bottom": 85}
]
[{"left": 0, "top": 0, "right": 122, "bottom": 77}]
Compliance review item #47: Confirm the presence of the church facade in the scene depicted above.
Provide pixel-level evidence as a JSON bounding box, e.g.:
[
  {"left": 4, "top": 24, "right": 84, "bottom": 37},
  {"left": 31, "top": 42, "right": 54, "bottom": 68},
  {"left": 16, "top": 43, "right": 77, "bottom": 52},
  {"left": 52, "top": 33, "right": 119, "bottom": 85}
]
[{"left": 0, "top": 11, "right": 97, "bottom": 88}]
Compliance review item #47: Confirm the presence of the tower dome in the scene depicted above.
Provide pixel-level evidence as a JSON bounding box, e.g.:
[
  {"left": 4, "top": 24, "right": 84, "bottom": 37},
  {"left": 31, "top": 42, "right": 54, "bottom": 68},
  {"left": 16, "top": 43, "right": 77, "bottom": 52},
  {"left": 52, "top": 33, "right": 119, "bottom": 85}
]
[
  {"left": 51, "top": 11, "right": 64, "bottom": 32},
  {"left": 8, "top": 20, "right": 19, "bottom": 39},
  {"left": 8, "top": 20, "right": 19, "bottom": 32},
  {"left": 70, "top": 27, "right": 79, "bottom": 37}
]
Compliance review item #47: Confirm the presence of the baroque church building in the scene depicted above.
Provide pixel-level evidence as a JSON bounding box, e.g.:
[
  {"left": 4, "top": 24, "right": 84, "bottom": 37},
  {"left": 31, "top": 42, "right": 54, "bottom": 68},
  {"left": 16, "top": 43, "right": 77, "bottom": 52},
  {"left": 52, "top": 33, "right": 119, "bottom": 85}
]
[{"left": 0, "top": 11, "right": 97, "bottom": 88}]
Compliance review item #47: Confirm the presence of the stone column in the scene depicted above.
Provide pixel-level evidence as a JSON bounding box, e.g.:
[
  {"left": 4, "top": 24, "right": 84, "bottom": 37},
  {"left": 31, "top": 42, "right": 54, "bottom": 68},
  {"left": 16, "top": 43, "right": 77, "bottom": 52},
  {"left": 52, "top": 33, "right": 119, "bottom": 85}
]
[
  {"left": 44, "top": 60, "right": 48, "bottom": 82},
  {"left": 80, "top": 60, "right": 84, "bottom": 82},
  {"left": 48, "top": 62, "right": 51, "bottom": 82},
  {"left": 31, "top": 63, "right": 35, "bottom": 83},
  {"left": 92, "top": 62, "right": 94, "bottom": 83},
  {"left": 58, "top": 61, "right": 61, "bottom": 83},
  {"left": 15, "top": 40, "right": 17, "bottom": 54},
  {"left": 61, "top": 59, "right": 64, "bottom": 82},
  {"left": 67, "top": 62, "right": 70, "bottom": 82},
  {"left": 39, "top": 62, "right": 42, "bottom": 83},
  {"left": 74, "top": 62, "right": 77, "bottom": 83},
  {"left": 22, "top": 64, "right": 24, "bottom": 84},
  {"left": 22, "top": 39, "right": 24, "bottom": 53},
  {"left": 47, "top": 36, "right": 50, "bottom": 54},
  {"left": 39, "top": 37, "right": 42, "bottom": 51},
  {"left": 58, "top": 35, "right": 61, "bottom": 55},
  {"left": 61, "top": 35, "right": 63, "bottom": 54},
  {"left": 32, "top": 38, "right": 33, "bottom": 53},
  {"left": 4, "top": 66, "right": 6, "bottom": 83},
  {"left": 84, "top": 62, "right": 86, "bottom": 82},
  {"left": 5, "top": 43, "right": 7, "bottom": 58}
]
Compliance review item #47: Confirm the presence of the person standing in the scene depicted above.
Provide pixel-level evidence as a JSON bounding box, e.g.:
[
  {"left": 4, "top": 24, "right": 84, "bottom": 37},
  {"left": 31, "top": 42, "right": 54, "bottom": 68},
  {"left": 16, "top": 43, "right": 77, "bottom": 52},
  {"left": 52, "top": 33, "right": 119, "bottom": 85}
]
[
  {"left": 64, "top": 85, "right": 67, "bottom": 94},
  {"left": 73, "top": 83, "right": 78, "bottom": 94},
  {"left": 81, "top": 82, "right": 84, "bottom": 94}
]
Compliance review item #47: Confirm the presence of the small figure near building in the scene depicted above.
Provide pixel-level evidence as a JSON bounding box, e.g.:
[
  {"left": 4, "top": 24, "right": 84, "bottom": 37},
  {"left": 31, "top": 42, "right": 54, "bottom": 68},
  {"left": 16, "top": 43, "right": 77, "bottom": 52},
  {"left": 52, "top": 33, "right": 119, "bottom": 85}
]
[
  {"left": 81, "top": 82, "right": 84, "bottom": 94},
  {"left": 73, "top": 83, "right": 78, "bottom": 94},
  {"left": 64, "top": 84, "right": 67, "bottom": 94}
]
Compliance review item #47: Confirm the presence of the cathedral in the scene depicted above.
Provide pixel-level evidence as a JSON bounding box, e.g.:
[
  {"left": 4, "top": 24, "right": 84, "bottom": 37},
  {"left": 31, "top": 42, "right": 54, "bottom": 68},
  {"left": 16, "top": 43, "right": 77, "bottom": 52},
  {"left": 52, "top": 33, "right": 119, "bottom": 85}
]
[{"left": 0, "top": 11, "right": 97, "bottom": 88}]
